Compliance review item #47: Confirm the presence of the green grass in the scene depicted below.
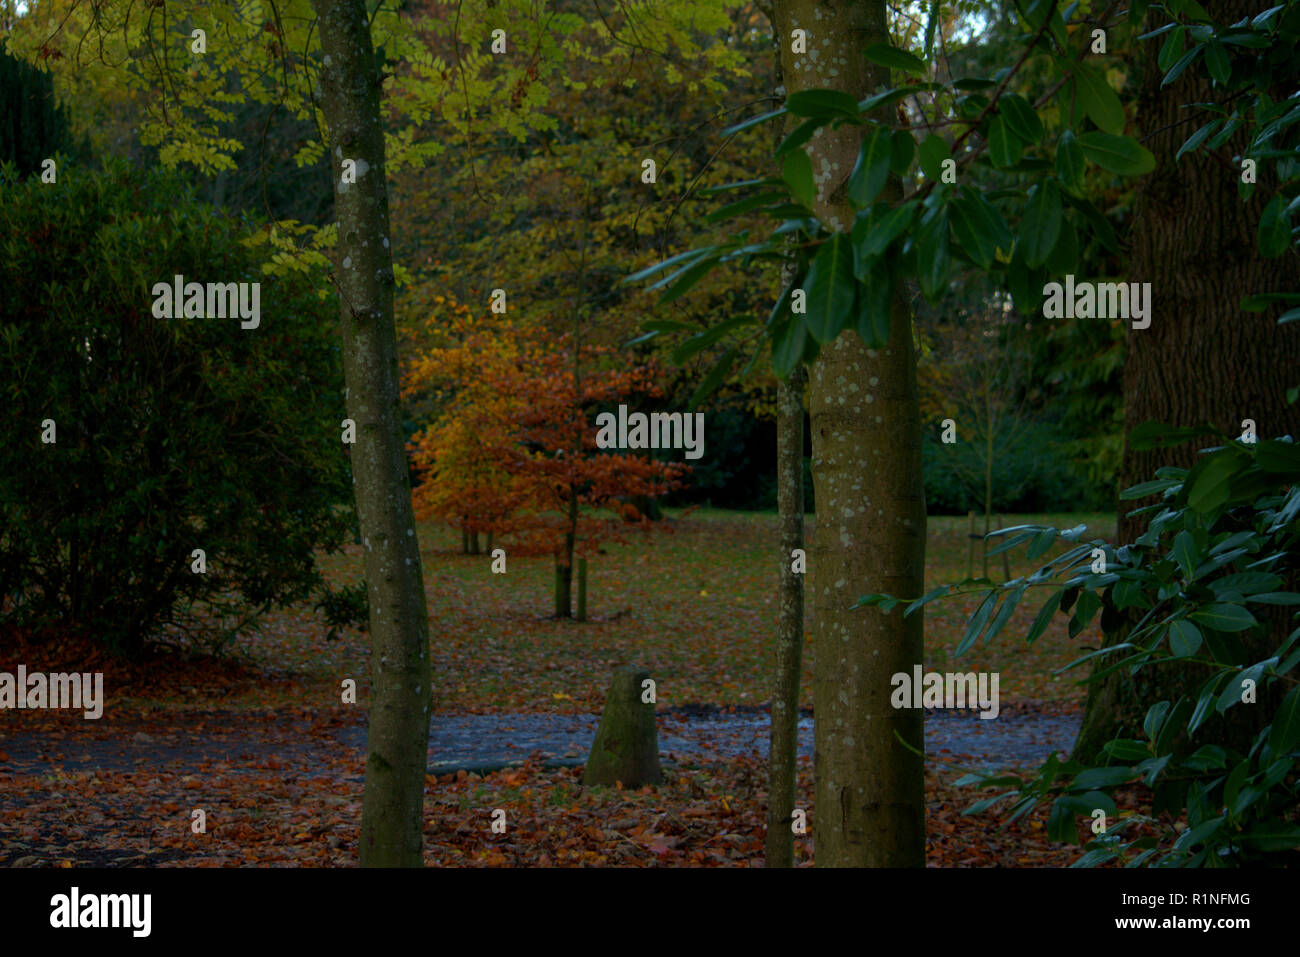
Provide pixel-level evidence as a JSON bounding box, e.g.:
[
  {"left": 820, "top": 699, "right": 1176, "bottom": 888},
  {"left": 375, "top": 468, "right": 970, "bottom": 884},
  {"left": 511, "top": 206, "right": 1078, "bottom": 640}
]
[{"left": 278, "top": 507, "right": 1116, "bottom": 714}]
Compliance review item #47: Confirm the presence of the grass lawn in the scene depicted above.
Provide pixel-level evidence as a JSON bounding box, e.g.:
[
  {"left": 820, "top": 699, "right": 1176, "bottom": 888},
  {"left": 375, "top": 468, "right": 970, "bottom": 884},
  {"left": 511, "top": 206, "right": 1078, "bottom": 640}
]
[{"left": 216, "top": 506, "right": 1117, "bottom": 715}]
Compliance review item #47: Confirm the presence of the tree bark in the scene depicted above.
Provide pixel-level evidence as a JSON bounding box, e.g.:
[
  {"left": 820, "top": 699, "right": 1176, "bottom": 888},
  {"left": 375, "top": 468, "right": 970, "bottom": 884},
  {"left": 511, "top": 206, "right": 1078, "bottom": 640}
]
[
  {"left": 1074, "top": 0, "right": 1300, "bottom": 760},
  {"left": 766, "top": 364, "right": 806, "bottom": 867},
  {"left": 554, "top": 487, "right": 578, "bottom": 618},
  {"left": 583, "top": 667, "right": 661, "bottom": 787},
  {"left": 313, "top": 0, "right": 432, "bottom": 867},
  {"left": 773, "top": 0, "right": 927, "bottom": 866}
]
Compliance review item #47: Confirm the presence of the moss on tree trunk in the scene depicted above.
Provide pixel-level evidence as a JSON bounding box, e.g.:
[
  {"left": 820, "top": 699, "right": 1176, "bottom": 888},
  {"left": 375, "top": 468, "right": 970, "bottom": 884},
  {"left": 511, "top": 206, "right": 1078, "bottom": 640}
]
[{"left": 583, "top": 667, "right": 661, "bottom": 788}]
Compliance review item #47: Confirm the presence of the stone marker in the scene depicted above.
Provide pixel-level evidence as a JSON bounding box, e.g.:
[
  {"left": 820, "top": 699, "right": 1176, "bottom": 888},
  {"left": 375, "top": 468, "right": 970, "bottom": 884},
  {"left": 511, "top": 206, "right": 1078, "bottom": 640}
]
[{"left": 583, "top": 667, "right": 661, "bottom": 787}]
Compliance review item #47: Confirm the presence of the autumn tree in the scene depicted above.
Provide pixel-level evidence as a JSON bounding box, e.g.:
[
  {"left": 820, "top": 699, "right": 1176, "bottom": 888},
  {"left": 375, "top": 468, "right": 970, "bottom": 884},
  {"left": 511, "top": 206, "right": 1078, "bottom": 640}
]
[{"left": 404, "top": 306, "right": 690, "bottom": 617}]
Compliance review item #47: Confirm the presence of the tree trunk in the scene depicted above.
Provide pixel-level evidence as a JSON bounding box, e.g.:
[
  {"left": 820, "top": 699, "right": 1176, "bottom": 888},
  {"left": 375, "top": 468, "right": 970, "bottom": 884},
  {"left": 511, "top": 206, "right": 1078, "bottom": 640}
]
[
  {"left": 766, "top": 364, "right": 806, "bottom": 868},
  {"left": 1073, "top": 0, "right": 1300, "bottom": 761},
  {"left": 554, "top": 559, "right": 572, "bottom": 618},
  {"left": 554, "top": 487, "right": 578, "bottom": 618},
  {"left": 773, "top": 0, "right": 927, "bottom": 867},
  {"left": 583, "top": 667, "right": 661, "bottom": 788},
  {"left": 576, "top": 556, "right": 588, "bottom": 622},
  {"left": 313, "top": 0, "right": 432, "bottom": 867}
]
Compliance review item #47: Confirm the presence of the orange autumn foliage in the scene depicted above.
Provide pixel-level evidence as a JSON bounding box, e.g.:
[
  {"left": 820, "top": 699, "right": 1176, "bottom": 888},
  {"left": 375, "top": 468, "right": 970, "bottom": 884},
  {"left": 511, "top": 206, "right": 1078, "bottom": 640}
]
[{"left": 403, "top": 296, "right": 689, "bottom": 564}]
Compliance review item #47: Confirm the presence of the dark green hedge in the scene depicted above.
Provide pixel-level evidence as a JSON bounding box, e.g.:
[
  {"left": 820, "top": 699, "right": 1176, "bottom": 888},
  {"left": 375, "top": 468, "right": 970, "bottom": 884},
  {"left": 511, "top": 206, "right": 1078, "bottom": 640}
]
[{"left": 0, "top": 160, "right": 356, "bottom": 657}]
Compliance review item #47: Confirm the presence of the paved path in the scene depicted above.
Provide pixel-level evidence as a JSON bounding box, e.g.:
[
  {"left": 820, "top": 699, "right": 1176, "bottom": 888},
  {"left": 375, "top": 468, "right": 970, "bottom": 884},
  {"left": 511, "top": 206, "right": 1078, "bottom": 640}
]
[
  {"left": 353, "top": 706, "right": 1082, "bottom": 772},
  {"left": 1, "top": 708, "right": 1080, "bottom": 777}
]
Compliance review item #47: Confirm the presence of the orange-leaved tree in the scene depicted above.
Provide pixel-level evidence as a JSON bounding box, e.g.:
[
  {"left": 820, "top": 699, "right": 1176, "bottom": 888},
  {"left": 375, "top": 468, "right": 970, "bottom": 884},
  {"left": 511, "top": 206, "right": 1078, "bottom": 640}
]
[{"left": 404, "top": 297, "right": 690, "bottom": 617}]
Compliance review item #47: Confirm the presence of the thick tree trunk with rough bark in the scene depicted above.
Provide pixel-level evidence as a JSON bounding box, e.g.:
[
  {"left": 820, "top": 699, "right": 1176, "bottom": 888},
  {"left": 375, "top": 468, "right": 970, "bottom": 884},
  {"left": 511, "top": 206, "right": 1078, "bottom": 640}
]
[
  {"left": 1073, "top": 0, "right": 1300, "bottom": 761},
  {"left": 766, "top": 365, "right": 806, "bottom": 867},
  {"left": 773, "top": 0, "right": 927, "bottom": 867},
  {"left": 313, "top": 0, "right": 432, "bottom": 867},
  {"left": 584, "top": 667, "right": 662, "bottom": 787}
]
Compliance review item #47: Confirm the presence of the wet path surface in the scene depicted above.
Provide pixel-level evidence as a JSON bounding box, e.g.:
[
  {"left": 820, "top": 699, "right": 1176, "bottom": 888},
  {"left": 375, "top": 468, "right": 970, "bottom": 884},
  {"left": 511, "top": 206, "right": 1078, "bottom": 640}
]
[
  {"left": 356, "top": 706, "right": 1082, "bottom": 772},
  {"left": 0, "top": 707, "right": 1081, "bottom": 777}
]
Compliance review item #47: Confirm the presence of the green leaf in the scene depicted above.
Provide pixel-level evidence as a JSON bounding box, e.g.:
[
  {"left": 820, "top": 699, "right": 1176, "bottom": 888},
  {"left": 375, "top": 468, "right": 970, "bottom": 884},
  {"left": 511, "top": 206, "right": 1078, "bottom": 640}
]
[
  {"left": 1247, "top": 592, "right": 1300, "bottom": 605},
  {"left": 986, "top": 115, "right": 1022, "bottom": 169},
  {"left": 1103, "top": 739, "right": 1151, "bottom": 761},
  {"left": 916, "top": 208, "right": 951, "bottom": 300},
  {"left": 1204, "top": 41, "right": 1230, "bottom": 85},
  {"left": 802, "top": 233, "right": 855, "bottom": 343},
  {"left": 1270, "top": 685, "right": 1300, "bottom": 754},
  {"left": 984, "top": 584, "right": 1026, "bottom": 645},
  {"left": 1026, "top": 526, "right": 1059, "bottom": 561},
  {"left": 949, "top": 189, "right": 1005, "bottom": 269},
  {"left": 1186, "top": 450, "right": 1245, "bottom": 513},
  {"left": 1068, "top": 589, "right": 1101, "bottom": 638},
  {"left": 858, "top": 84, "right": 935, "bottom": 115},
  {"left": 774, "top": 118, "right": 822, "bottom": 159},
  {"left": 705, "top": 191, "right": 787, "bottom": 223},
  {"left": 853, "top": 262, "right": 893, "bottom": 349},
  {"left": 1026, "top": 590, "right": 1063, "bottom": 645},
  {"left": 1189, "top": 603, "right": 1258, "bottom": 633},
  {"left": 999, "top": 92, "right": 1043, "bottom": 145},
  {"left": 1259, "top": 194, "right": 1292, "bottom": 258},
  {"left": 625, "top": 247, "right": 712, "bottom": 284},
  {"left": 785, "top": 89, "right": 860, "bottom": 120},
  {"left": 1077, "top": 133, "right": 1156, "bottom": 176},
  {"left": 1211, "top": 572, "right": 1282, "bottom": 596},
  {"left": 670, "top": 315, "right": 751, "bottom": 363},
  {"left": 1190, "top": 676, "right": 1216, "bottom": 738},
  {"left": 688, "top": 346, "right": 738, "bottom": 410},
  {"left": 1075, "top": 63, "right": 1125, "bottom": 134},
  {"left": 1175, "top": 119, "right": 1220, "bottom": 163},
  {"left": 848, "top": 128, "right": 893, "bottom": 208},
  {"left": 721, "top": 108, "right": 786, "bottom": 137},
  {"left": 918, "top": 133, "right": 952, "bottom": 182},
  {"left": 957, "top": 591, "right": 999, "bottom": 656},
  {"left": 657, "top": 256, "right": 720, "bottom": 303},
  {"left": 1168, "top": 619, "right": 1203, "bottom": 657},
  {"left": 851, "top": 201, "right": 916, "bottom": 267},
  {"left": 1161, "top": 45, "right": 1203, "bottom": 87},
  {"left": 1056, "top": 129, "right": 1086, "bottom": 193},
  {"left": 1020, "top": 180, "right": 1062, "bottom": 269},
  {"left": 771, "top": 316, "right": 806, "bottom": 378},
  {"left": 1047, "top": 798, "right": 1079, "bottom": 844},
  {"left": 1239, "top": 825, "right": 1300, "bottom": 851},
  {"left": 782, "top": 150, "right": 816, "bottom": 208},
  {"left": 890, "top": 131, "right": 916, "bottom": 176},
  {"left": 1072, "top": 766, "right": 1134, "bottom": 789},
  {"left": 1171, "top": 530, "right": 1197, "bottom": 580},
  {"left": 863, "top": 43, "right": 927, "bottom": 76},
  {"left": 1157, "top": 25, "right": 1185, "bottom": 71}
]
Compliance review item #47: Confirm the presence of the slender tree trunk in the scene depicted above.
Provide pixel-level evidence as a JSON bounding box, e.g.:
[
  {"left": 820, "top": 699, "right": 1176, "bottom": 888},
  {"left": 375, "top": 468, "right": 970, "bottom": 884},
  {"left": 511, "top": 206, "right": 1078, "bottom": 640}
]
[
  {"left": 555, "top": 486, "right": 579, "bottom": 618},
  {"left": 1074, "top": 0, "right": 1300, "bottom": 760},
  {"left": 766, "top": 364, "right": 806, "bottom": 867},
  {"left": 773, "top": 0, "right": 927, "bottom": 866},
  {"left": 313, "top": 0, "right": 432, "bottom": 867},
  {"left": 576, "top": 556, "right": 588, "bottom": 622}
]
